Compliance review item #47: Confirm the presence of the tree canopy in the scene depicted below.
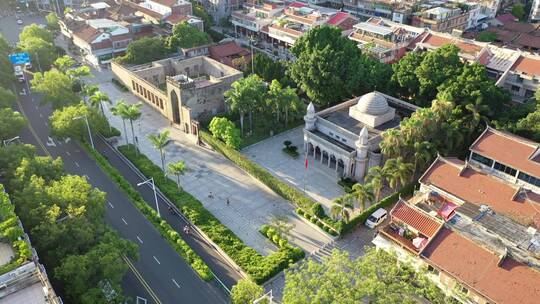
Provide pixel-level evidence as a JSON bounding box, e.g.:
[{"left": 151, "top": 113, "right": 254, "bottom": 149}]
[
  {"left": 0, "top": 87, "right": 16, "bottom": 108},
  {"left": 0, "top": 108, "right": 27, "bottom": 140},
  {"left": 19, "top": 24, "right": 54, "bottom": 44},
  {"left": 119, "top": 37, "right": 168, "bottom": 64},
  {"left": 282, "top": 248, "right": 448, "bottom": 304},
  {"left": 46, "top": 12, "right": 60, "bottom": 31},
  {"left": 230, "top": 279, "right": 266, "bottom": 304},
  {"left": 31, "top": 69, "right": 79, "bottom": 108},
  {"left": 50, "top": 102, "right": 108, "bottom": 141},
  {"left": 167, "top": 21, "right": 210, "bottom": 50},
  {"left": 0, "top": 34, "right": 14, "bottom": 89}
]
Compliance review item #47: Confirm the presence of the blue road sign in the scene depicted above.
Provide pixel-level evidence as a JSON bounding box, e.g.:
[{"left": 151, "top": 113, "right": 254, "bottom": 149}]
[{"left": 9, "top": 52, "right": 30, "bottom": 65}]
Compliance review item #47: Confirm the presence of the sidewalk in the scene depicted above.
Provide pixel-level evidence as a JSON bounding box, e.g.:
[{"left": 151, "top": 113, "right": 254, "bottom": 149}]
[{"left": 88, "top": 73, "right": 333, "bottom": 257}]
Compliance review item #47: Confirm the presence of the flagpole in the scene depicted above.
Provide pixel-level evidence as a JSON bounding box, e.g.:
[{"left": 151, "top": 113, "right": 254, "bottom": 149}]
[{"left": 304, "top": 150, "right": 308, "bottom": 195}]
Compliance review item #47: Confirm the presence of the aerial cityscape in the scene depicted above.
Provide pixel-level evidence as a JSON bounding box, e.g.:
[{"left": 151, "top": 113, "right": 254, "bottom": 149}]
[{"left": 0, "top": 0, "right": 540, "bottom": 303}]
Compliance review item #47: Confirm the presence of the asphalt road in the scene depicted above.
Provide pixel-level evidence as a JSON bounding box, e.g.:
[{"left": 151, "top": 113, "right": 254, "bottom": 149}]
[
  {"left": 13, "top": 78, "right": 228, "bottom": 304},
  {"left": 0, "top": 13, "right": 47, "bottom": 45}
]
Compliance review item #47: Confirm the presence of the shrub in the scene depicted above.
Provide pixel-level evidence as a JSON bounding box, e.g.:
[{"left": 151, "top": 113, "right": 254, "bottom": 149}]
[
  {"left": 278, "top": 238, "right": 288, "bottom": 248},
  {"left": 283, "top": 140, "right": 292, "bottom": 148},
  {"left": 272, "top": 234, "right": 280, "bottom": 244},
  {"left": 338, "top": 177, "right": 356, "bottom": 193},
  {"left": 296, "top": 208, "right": 304, "bottom": 216},
  {"left": 118, "top": 144, "right": 303, "bottom": 283},
  {"left": 260, "top": 225, "right": 270, "bottom": 235},
  {"left": 266, "top": 227, "right": 276, "bottom": 239},
  {"left": 310, "top": 203, "right": 325, "bottom": 218}
]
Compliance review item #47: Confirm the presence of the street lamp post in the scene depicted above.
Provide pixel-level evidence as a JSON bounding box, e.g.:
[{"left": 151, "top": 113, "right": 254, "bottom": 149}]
[
  {"left": 3, "top": 136, "right": 20, "bottom": 147},
  {"left": 137, "top": 178, "right": 160, "bottom": 217},
  {"left": 249, "top": 36, "right": 255, "bottom": 74},
  {"left": 73, "top": 115, "right": 94, "bottom": 150}
]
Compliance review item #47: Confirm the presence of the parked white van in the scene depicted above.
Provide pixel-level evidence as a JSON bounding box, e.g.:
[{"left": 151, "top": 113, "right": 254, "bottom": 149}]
[{"left": 365, "top": 208, "right": 387, "bottom": 229}]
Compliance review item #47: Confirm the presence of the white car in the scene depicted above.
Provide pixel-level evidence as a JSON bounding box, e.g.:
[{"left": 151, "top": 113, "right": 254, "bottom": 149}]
[
  {"left": 17, "top": 19, "right": 23, "bottom": 25},
  {"left": 365, "top": 208, "right": 388, "bottom": 229}
]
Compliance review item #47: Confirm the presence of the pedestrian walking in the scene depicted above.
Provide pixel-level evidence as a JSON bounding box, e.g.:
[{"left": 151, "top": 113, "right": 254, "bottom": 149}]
[{"left": 226, "top": 198, "right": 230, "bottom": 206}]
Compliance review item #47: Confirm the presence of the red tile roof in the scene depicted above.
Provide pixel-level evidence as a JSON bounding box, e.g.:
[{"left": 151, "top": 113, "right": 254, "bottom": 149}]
[
  {"left": 288, "top": 1, "right": 306, "bottom": 8},
  {"left": 496, "top": 13, "right": 517, "bottom": 24},
  {"left": 150, "top": 0, "right": 178, "bottom": 7},
  {"left": 391, "top": 200, "right": 442, "bottom": 238},
  {"left": 164, "top": 13, "right": 189, "bottom": 24},
  {"left": 471, "top": 127, "right": 540, "bottom": 178},
  {"left": 327, "top": 12, "right": 349, "bottom": 26},
  {"left": 422, "top": 33, "right": 452, "bottom": 47},
  {"left": 511, "top": 55, "right": 540, "bottom": 77},
  {"left": 423, "top": 228, "right": 540, "bottom": 304},
  {"left": 420, "top": 157, "right": 540, "bottom": 227},
  {"left": 73, "top": 25, "right": 102, "bottom": 43},
  {"left": 209, "top": 41, "right": 250, "bottom": 59}
]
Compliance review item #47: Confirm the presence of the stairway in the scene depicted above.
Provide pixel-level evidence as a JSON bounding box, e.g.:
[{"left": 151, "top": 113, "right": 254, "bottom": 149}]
[{"left": 310, "top": 241, "right": 341, "bottom": 263}]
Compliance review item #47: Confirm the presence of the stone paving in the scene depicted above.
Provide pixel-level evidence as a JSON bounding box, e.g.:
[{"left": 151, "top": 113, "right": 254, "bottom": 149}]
[{"left": 87, "top": 71, "right": 333, "bottom": 257}]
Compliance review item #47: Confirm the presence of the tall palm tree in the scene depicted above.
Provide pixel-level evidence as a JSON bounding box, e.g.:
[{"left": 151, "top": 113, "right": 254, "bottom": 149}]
[
  {"left": 380, "top": 129, "right": 402, "bottom": 159},
  {"left": 384, "top": 157, "right": 414, "bottom": 190},
  {"left": 123, "top": 102, "right": 143, "bottom": 152},
  {"left": 366, "top": 166, "right": 386, "bottom": 202},
  {"left": 330, "top": 194, "right": 354, "bottom": 223},
  {"left": 148, "top": 130, "right": 170, "bottom": 172},
  {"left": 82, "top": 84, "right": 99, "bottom": 104},
  {"left": 111, "top": 100, "right": 129, "bottom": 145},
  {"left": 412, "top": 141, "right": 435, "bottom": 178},
  {"left": 88, "top": 91, "right": 110, "bottom": 116},
  {"left": 167, "top": 160, "right": 186, "bottom": 189},
  {"left": 352, "top": 182, "right": 374, "bottom": 211}
]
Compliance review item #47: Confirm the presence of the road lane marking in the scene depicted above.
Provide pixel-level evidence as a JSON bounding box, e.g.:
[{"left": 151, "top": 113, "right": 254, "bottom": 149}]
[
  {"left": 74, "top": 161, "right": 80, "bottom": 168},
  {"left": 123, "top": 256, "right": 161, "bottom": 304},
  {"left": 39, "top": 113, "right": 42, "bottom": 118},
  {"left": 121, "top": 218, "right": 128, "bottom": 225},
  {"left": 15, "top": 95, "right": 50, "bottom": 157},
  {"left": 108, "top": 202, "right": 114, "bottom": 208},
  {"left": 136, "top": 236, "right": 143, "bottom": 244},
  {"left": 44, "top": 122, "right": 48, "bottom": 127},
  {"left": 172, "top": 279, "right": 180, "bottom": 288},
  {"left": 66, "top": 151, "right": 71, "bottom": 156},
  {"left": 153, "top": 256, "right": 161, "bottom": 265}
]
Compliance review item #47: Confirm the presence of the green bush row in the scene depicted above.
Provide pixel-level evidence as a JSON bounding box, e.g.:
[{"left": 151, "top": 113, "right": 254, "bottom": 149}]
[
  {"left": 296, "top": 208, "right": 339, "bottom": 236},
  {"left": 83, "top": 143, "right": 213, "bottom": 281},
  {"left": 0, "top": 185, "right": 33, "bottom": 276},
  {"left": 118, "top": 144, "right": 303, "bottom": 283},
  {"left": 200, "top": 130, "right": 343, "bottom": 232},
  {"left": 341, "top": 183, "right": 417, "bottom": 234},
  {"left": 259, "top": 225, "right": 305, "bottom": 255}
]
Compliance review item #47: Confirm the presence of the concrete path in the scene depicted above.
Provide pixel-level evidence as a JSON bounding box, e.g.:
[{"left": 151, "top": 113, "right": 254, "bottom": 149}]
[{"left": 88, "top": 72, "right": 333, "bottom": 256}]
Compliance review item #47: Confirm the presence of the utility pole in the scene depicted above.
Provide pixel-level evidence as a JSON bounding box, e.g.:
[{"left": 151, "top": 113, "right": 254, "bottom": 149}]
[
  {"left": 137, "top": 178, "right": 160, "bottom": 217},
  {"left": 73, "top": 115, "right": 94, "bottom": 149}
]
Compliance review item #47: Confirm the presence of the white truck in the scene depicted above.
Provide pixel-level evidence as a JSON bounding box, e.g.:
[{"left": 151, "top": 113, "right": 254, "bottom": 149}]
[{"left": 14, "top": 65, "right": 24, "bottom": 83}]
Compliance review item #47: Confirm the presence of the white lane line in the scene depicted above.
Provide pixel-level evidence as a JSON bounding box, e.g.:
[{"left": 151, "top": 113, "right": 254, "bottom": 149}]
[
  {"left": 66, "top": 151, "right": 71, "bottom": 156},
  {"left": 108, "top": 202, "right": 114, "bottom": 208},
  {"left": 153, "top": 256, "right": 161, "bottom": 265},
  {"left": 74, "top": 161, "right": 80, "bottom": 168},
  {"left": 39, "top": 113, "right": 43, "bottom": 118},
  {"left": 44, "top": 122, "right": 48, "bottom": 127},
  {"left": 172, "top": 279, "right": 180, "bottom": 288},
  {"left": 136, "top": 236, "right": 143, "bottom": 244},
  {"left": 121, "top": 218, "right": 128, "bottom": 225}
]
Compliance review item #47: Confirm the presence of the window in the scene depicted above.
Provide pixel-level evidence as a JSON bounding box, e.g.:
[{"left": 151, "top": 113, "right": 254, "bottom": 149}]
[
  {"left": 341, "top": 138, "right": 346, "bottom": 143},
  {"left": 494, "top": 162, "right": 517, "bottom": 177},
  {"left": 518, "top": 172, "right": 540, "bottom": 187},
  {"left": 456, "top": 284, "right": 468, "bottom": 295},
  {"left": 511, "top": 85, "right": 520, "bottom": 92},
  {"left": 427, "top": 265, "right": 439, "bottom": 276},
  {"left": 471, "top": 152, "right": 493, "bottom": 167},
  {"left": 329, "top": 132, "right": 334, "bottom": 136}
]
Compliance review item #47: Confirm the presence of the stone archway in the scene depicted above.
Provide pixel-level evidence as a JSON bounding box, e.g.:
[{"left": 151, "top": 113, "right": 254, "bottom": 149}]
[
  {"left": 329, "top": 154, "right": 337, "bottom": 169},
  {"left": 315, "top": 146, "right": 321, "bottom": 160},
  {"left": 322, "top": 151, "right": 329, "bottom": 164},
  {"left": 337, "top": 159, "right": 345, "bottom": 176},
  {"left": 170, "top": 90, "right": 180, "bottom": 124}
]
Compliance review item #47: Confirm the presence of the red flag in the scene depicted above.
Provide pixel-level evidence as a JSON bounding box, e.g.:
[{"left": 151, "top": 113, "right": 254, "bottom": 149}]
[{"left": 305, "top": 156, "right": 308, "bottom": 169}]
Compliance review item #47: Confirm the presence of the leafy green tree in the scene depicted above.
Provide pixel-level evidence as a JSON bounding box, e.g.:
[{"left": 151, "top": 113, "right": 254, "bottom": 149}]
[
  {"left": 252, "top": 53, "right": 287, "bottom": 83},
  {"left": 119, "top": 37, "right": 168, "bottom": 64},
  {"left": 167, "top": 160, "right": 186, "bottom": 189},
  {"left": 19, "top": 36, "right": 57, "bottom": 70},
  {"left": 512, "top": 4, "right": 526, "bottom": 21},
  {"left": 0, "top": 34, "right": 14, "bottom": 89},
  {"left": 31, "top": 69, "right": 79, "bottom": 108},
  {"left": 391, "top": 51, "right": 424, "bottom": 99},
  {"left": 231, "top": 279, "right": 266, "bottom": 304},
  {"left": 53, "top": 55, "right": 77, "bottom": 72},
  {"left": 167, "top": 21, "right": 210, "bottom": 50},
  {"left": 283, "top": 248, "right": 448, "bottom": 304},
  {"left": 0, "top": 87, "right": 16, "bottom": 108},
  {"left": 351, "top": 182, "right": 374, "bottom": 211},
  {"left": 19, "top": 24, "right": 54, "bottom": 44},
  {"left": 224, "top": 74, "right": 266, "bottom": 135},
  {"left": 193, "top": 4, "right": 213, "bottom": 32},
  {"left": 383, "top": 157, "right": 414, "bottom": 190},
  {"left": 208, "top": 116, "right": 242, "bottom": 149},
  {"left": 81, "top": 84, "right": 99, "bottom": 104},
  {"left": 148, "top": 130, "right": 170, "bottom": 171},
  {"left": 0, "top": 108, "right": 27, "bottom": 140},
  {"left": 88, "top": 91, "right": 110, "bottom": 116},
  {"left": 46, "top": 12, "right": 60, "bottom": 31},
  {"left": 50, "top": 102, "right": 107, "bottom": 141},
  {"left": 266, "top": 80, "right": 303, "bottom": 126},
  {"left": 0, "top": 144, "right": 35, "bottom": 178},
  {"left": 330, "top": 194, "right": 354, "bottom": 223},
  {"left": 289, "top": 26, "right": 371, "bottom": 107},
  {"left": 11, "top": 156, "right": 64, "bottom": 192},
  {"left": 366, "top": 166, "right": 386, "bottom": 202}
]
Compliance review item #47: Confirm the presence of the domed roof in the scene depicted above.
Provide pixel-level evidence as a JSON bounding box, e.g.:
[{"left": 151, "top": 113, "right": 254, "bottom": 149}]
[{"left": 356, "top": 92, "right": 389, "bottom": 116}]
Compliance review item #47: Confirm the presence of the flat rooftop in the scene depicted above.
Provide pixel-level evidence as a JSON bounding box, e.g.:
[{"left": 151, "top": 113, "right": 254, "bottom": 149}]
[
  {"left": 0, "top": 283, "right": 48, "bottom": 304},
  {"left": 320, "top": 107, "right": 400, "bottom": 137}
]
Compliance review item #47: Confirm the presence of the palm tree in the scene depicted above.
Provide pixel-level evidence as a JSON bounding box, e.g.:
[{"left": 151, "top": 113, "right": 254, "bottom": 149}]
[
  {"left": 352, "top": 182, "right": 374, "bottom": 211},
  {"left": 148, "top": 130, "right": 170, "bottom": 171},
  {"left": 82, "top": 84, "right": 99, "bottom": 104},
  {"left": 123, "top": 102, "right": 143, "bottom": 152},
  {"left": 412, "top": 141, "right": 435, "bottom": 178},
  {"left": 88, "top": 91, "right": 110, "bottom": 116},
  {"left": 384, "top": 157, "right": 414, "bottom": 190},
  {"left": 111, "top": 100, "right": 129, "bottom": 145},
  {"left": 366, "top": 166, "right": 386, "bottom": 202},
  {"left": 167, "top": 160, "right": 186, "bottom": 189},
  {"left": 330, "top": 194, "right": 354, "bottom": 223},
  {"left": 380, "top": 129, "right": 402, "bottom": 159}
]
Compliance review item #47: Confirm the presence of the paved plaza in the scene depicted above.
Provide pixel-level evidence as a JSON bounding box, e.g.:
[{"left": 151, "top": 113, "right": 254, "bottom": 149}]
[{"left": 88, "top": 71, "right": 333, "bottom": 256}]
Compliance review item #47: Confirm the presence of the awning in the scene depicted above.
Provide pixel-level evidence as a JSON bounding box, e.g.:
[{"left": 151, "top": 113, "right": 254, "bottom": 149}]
[
  {"left": 412, "top": 237, "right": 427, "bottom": 249},
  {"left": 438, "top": 201, "right": 458, "bottom": 221}
]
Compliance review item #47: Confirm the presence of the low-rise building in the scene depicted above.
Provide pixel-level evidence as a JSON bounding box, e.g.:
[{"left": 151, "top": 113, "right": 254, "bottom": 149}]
[
  {"left": 411, "top": 5, "right": 469, "bottom": 33},
  {"left": 231, "top": 0, "right": 286, "bottom": 38},
  {"left": 343, "top": 0, "right": 415, "bottom": 24},
  {"left": 209, "top": 40, "right": 252, "bottom": 70},
  {"left": 129, "top": 0, "right": 204, "bottom": 30},
  {"left": 373, "top": 127, "right": 540, "bottom": 304},
  {"left": 348, "top": 17, "right": 425, "bottom": 63},
  {"left": 303, "top": 91, "right": 418, "bottom": 181},
  {"left": 111, "top": 56, "right": 243, "bottom": 135}
]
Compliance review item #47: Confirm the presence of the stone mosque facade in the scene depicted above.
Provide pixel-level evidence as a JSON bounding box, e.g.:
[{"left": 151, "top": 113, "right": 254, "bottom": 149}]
[{"left": 303, "top": 91, "right": 418, "bottom": 181}]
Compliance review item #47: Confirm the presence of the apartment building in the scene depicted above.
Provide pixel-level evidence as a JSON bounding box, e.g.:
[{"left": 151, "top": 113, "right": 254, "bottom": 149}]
[
  {"left": 343, "top": 0, "right": 415, "bottom": 23},
  {"left": 531, "top": 0, "right": 540, "bottom": 21},
  {"left": 129, "top": 0, "right": 204, "bottom": 30},
  {"left": 348, "top": 17, "right": 425, "bottom": 63},
  {"left": 373, "top": 127, "right": 540, "bottom": 304},
  {"left": 411, "top": 5, "right": 469, "bottom": 33},
  {"left": 231, "top": 0, "right": 286, "bottom": 38}
]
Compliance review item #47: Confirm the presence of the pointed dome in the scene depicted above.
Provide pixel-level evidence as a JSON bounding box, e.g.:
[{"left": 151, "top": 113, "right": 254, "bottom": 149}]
[
  {"left": 359, "top": 126, "right": 369, "bottom": 139},
  {"left": 356, "top": 126, "right": 369, "bottom": 147},
  {"left": 307, "top": 102, "right": 315, "bottom": 114},
  {"left": 356, "top": 92, "right": 389, "bottom": 116}
]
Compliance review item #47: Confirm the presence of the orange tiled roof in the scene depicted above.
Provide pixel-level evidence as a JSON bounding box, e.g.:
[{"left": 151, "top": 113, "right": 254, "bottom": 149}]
[
  {"left": 391, "top": 200, "right": 442, "bottom": 238},
  {"left": 420, "top": 157, "right": 540, "bottom": 226},
  {"left": 423, "top": 228, "right": 540, "bottom": 304},
  {"left": 422, "top": 33, "right": 452, "bottom": 47},
  {"left": 471, "top": 127, "right": 540, "bottom": 178},
  {"left": 511, "top": 55, "right": 540, "bottom": 77}
]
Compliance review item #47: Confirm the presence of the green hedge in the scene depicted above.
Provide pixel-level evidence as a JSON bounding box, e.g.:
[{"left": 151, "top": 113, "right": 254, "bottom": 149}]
[
  {"left": 119, "top": 145, "right": 303, "bottom": 283},
  {"left": 200, "top": 131, "right": 342, "bottom": 232},
  {"left": 341, "top": 183, "right": 417, "bottom": 234},
  {"left": 83, "top": 143, "right": 213, "bottom": 281},
  {"left": 259, "top": 225, "right": 305, "bottom": 257}
]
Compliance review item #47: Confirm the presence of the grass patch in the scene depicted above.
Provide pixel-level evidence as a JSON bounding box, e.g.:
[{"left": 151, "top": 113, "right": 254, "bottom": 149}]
[
  {"left": 118, "top": 144, "right": 304, "bottom": 283},
  {"left": 111, "top": 78, "right": 129, "bottom": 92},
  {"left": 235, "top": 115, "right": 303, "bottom": 149},
  {"left": 83, "top": 142, "right": 213, "bottom": 281}
]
